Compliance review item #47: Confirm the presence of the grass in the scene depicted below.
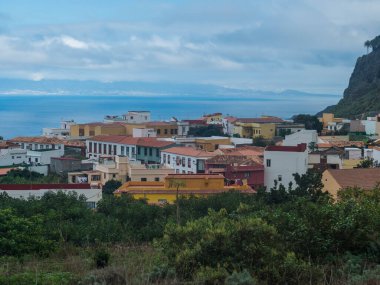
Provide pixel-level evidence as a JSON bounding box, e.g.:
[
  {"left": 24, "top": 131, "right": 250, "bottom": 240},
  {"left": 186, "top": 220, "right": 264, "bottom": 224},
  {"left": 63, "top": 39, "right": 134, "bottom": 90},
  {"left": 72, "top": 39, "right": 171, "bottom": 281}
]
[{"left": 0, "top": 244, "right": 171, "bottom": 285}]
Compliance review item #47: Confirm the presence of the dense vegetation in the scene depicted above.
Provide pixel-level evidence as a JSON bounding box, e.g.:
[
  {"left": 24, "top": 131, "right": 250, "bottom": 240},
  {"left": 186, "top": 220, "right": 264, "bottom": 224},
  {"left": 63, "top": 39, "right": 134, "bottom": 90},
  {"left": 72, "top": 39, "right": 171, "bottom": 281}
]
[
  {"left": 320, "top": 35, "right": 380, "bottom": 118},
  {"left": 188, "top": 125, "right": 225, "bottom": 137},
  {"left": 1, "top": 171, "right": 380, "bottom": 284},
  {"left": 0, "top": 169, "right": 66, "bottom": 184},
  {"left": 292, "top": 114, "right": 323, "bottom": 133}
]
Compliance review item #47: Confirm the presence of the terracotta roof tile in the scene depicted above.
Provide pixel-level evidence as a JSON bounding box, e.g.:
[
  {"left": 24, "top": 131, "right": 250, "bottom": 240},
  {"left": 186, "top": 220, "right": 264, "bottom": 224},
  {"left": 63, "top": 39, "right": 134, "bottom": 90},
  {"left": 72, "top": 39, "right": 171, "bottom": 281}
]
[
  {"left": 327, "top": 169, "right": 380, "bottom": 190},
  {"left": 162, "top": 146, "right": 217, "bottom": 157},
  {"left": 265, "top": 143, "right": 307, "bottom": 152},
  {"left": 10, "top": 137, "right": 64, "bottom": 145}
]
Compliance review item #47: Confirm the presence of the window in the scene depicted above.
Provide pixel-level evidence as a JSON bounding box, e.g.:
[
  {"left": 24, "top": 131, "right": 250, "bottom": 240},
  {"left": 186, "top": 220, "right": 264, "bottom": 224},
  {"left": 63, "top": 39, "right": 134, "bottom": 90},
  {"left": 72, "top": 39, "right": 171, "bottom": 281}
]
[
  {"left": 103, "top": 144, "right": 107, "bottom": 154},
  {"left": 176, "top": 169, "right": 179, "bottom": 173},
  {"left": 86, "top": 202, "right": 96, "bottom": 209},
  {"left": 244, "top": 172, "right": 251, "bottom": 178},
  {"left": 108, "top": 144, "right": 112, "bottom": 155},
  {"left": 144, "top": 147, "right": 148, "bottom": 156},
  {"left": 92, "top": 175, "right": 101, "bottom": 181},
  {"left": 149, "top": 148, "right": 152, "bottom": 156},
  {"left": 156, "top": 149, "right": 159, "bottom": 157},
  {"left": 170, "top": 129, "right": 174, "bottom": 134},
  {"left": 35, "top": 158, "right": 38, "bottom": 162},
  {"left": 12, "top": 156, "right": 14, "bottom": 159},
  {"left": 114, "top": 145, "right": 117, "bottom": 155},
  {"left": 174, "top": 129, "right": 178, "bottom": 134},
  {"left": 89, "top": 142, "right": 93, "bottom": 153},
  {"left": 163, "top": 154, "right": 166, "bottom": 163},
  {"left": 164, "top": 129, "right": 168, "bottom": 135},
  {"left": 182, "top": 170, "right": 186, "bottom": 174},
  {"left": 266, "top": 159, "right": 271, "bottom": 167},
  {"left": 176, "top": 156, "right": 180, "bottom": 166},
  {"left": 157, "top": 129, "right": 161, "bottom": 135},
  {"left": 126, "top": 146, "right": 129, "bottom": 155},
  {"left": 188, "top": 158, "right": 191, "bottom": 167},
  {"left": 113, "top": 174, "right": 116, "bottom": 178},
  {"left": 132, "top": 147, "right": 135, "bottom": 155},
  {"left": 182, "top": 157, "right": 186, "bottom": 167},
  {"left": 168, "top": 155, "right": 171, "bottom": 163},
  {"left": 278, "top": 175, "right": 282, "bottom": 182},
  {"left": 137, "top": 147, "right": 141, "bottom": 155},
  {"left": 141, "top": 178, "right": 147, "bottom": 182},
  {"left": 154, "top": 177, "right": 160, "bottom": 182},
  {"left": 121, "top": 146, "right": 124, "bottom": 155}
]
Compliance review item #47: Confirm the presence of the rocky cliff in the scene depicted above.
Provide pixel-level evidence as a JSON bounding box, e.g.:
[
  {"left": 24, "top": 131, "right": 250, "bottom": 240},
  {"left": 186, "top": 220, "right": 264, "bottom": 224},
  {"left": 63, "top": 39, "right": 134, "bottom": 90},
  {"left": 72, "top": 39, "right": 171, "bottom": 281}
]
[{"left": 320, "top": 39, "right": 380, "bottom": 118}]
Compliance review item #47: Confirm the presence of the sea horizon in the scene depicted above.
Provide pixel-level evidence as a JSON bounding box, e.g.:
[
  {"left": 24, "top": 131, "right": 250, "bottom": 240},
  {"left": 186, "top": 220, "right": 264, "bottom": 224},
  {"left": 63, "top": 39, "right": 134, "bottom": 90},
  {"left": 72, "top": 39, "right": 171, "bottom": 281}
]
[{"left": 0, "top": 93, "right": 339, "bottom": 139}]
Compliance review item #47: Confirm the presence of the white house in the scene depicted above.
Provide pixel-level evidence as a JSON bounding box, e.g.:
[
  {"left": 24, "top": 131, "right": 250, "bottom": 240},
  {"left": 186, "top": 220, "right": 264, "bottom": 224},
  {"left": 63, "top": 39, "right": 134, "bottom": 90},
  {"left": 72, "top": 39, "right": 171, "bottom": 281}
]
[
  {"left": 133, "top": 128, "right": 157, "bottom": 138},
  {"left": 10, "top": 137, "right": 65, "bottom": 152},
  {"left": 42, "top": 120, "right": 76, "bottom": 138},
  {"left": 282, "top": 130, "right": 318, "bottom": 150},
  {"left": 264, "top": 143, "right": 308, "bottom": 190},
  {"left": 122, "top": 111, "right": 151, "bottom": 124},
  {"left": 222, "top": 116, "right": 238, "bottom": 136},
  {"left": 86, "top": 135, "right": 139, "bottom": 160},
  {"left": 161, "top": 146, "right": 216, "bottom": 174},
  {"left": 0, "top": 184, "right": 102, "bottom": 208},
  {"left": 0, "top": 148, "right": 28, "bottom": 166}
]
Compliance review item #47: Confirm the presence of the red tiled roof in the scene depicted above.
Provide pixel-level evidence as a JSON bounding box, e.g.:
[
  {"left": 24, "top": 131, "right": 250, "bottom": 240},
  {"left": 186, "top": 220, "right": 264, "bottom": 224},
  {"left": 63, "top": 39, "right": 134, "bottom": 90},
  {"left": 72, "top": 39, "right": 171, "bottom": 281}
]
[
  {"left": 265, "top": 143, "right": 307, "bottom": 152},
  {"left": 162, "top": 146, "right": 217, "bottom": 157},
  {"left": 224, "top": 116, "right": 238, "bottom": 123},
  {"left": 136, "top": 138, "right": 175, "bottom": 148},
  {"left": 63, "top": 140, "right": 86, "bottom": 147},
  {"left": 88, "top": 135, "right": 139, "bottom": 144},
  {"left": 0, "top": 184, "right": 92, "bottom": 190},
  {"left": 327, "top": 169, "right": 380, "bottom": 190},
  {"left": 0, "top": 168, "right": 17, "bottom": 176},
  {"left": 10, "top": 137, "right": 64, "bottom": 145}
]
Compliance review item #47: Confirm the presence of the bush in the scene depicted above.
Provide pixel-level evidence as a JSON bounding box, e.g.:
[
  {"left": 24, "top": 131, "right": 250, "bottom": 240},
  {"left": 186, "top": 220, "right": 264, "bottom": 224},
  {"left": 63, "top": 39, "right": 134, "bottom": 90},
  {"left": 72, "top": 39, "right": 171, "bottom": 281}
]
[{"left": 94, "top": 249, "right": 110, "bottom": 268}]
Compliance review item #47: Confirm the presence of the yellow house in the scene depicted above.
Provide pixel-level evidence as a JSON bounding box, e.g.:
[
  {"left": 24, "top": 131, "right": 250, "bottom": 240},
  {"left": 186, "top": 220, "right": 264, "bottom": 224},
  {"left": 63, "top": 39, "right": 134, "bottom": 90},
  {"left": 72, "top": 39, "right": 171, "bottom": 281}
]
[
  {"left": 319, "top": 113, "right": 344, "bottom": 129},
  {"left": 195, "top": 137, "right": 231, "bottom": 151},
  {"left": 234, "top": 122, "right": 276, "bottom": 139},
  {"left": 114, "top": 174, "right": 254, "bottom": 204},
  {"left": 145, "top": 121, "right": 179, "bottom": 138},
  {"left": 322, "top": 168, "right": 380, "bottom": 200},
  {"left": 70, "top": 122, "right": 129, "bottom": 137}
]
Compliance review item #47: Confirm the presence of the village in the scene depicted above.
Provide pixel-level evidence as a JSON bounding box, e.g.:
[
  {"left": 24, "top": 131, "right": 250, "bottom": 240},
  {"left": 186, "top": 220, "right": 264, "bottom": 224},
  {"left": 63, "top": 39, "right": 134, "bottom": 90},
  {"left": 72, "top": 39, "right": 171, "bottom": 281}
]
[{"left": 1, "top": 110, "right": 380, "bottom": 206}]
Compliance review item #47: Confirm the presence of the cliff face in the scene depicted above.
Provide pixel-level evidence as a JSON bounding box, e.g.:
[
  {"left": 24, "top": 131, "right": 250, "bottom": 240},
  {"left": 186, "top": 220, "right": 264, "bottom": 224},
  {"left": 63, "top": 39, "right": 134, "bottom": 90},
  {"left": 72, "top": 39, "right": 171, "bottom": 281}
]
[{"left": 321, "top": 46, "right": 380, "bottom": 118}]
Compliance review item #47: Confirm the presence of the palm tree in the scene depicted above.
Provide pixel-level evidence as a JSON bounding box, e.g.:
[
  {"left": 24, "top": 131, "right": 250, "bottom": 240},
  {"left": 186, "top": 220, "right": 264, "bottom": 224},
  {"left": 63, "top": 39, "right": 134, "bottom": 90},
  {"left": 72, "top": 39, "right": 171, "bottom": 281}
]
[
  {"left": 169, "top": 179, "right": 186, "bottom": 225},
  {"left": 364, "top": 40, "right": 371, "bottom": 54}
]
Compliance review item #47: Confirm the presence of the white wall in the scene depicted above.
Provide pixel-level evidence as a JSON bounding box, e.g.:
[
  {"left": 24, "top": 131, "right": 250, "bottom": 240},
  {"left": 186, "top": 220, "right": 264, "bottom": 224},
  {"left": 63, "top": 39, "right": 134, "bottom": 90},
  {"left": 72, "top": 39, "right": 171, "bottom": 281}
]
[
  {"left": 373, "top": 149, "right": 380, "bottom": 165},
  {"left": 0, "top": 148, "right": 28, "bottom": 166},
  {"left": 123, "top": 111, "right": 151, "bottom": 124},
  {"left": 161, "top": 151, "right": 207, "bottom": 174},
  {"left": 86, "top": 140, "right": 136, "bottom": 160},
  {"left": 283, "top": 130, "right": 317, "bottom": 149},
  {"left": 264, "top": 150, "right": 308, "bottom": 190},
  {"left": 27, "top": 148, "right": 64, "bottom": 165},
  {"left": 133, "top": 128, "right": 157, "bottom": 138}
]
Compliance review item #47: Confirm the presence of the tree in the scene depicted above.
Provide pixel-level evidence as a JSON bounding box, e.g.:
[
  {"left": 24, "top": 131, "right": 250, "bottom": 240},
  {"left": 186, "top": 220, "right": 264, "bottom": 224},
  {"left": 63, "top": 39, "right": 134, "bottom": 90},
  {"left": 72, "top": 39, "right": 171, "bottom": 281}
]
[
  {"left": 188, "top": 125, "right": 224, "bottom": 137},
  {"left": 168, "top": 179, "right": 186, "bottom": 225},
  {"left": 102, "top": 180, "right": 122, "bottom": 195},
  {"left": 355, "top": 157, "right": 376, "bottom": 168},
  {"left": 364, "top": 40, "right": 371, "bottom": 54},
  {"left": 292, "top": 114, "right": 323, "bottom": 133}
]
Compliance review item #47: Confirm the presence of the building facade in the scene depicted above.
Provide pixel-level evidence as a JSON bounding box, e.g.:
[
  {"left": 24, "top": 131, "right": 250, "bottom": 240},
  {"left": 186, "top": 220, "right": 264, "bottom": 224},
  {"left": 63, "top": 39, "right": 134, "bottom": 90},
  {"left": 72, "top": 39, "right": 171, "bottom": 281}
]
[{"left": 264, "top": 143, "right": 308, "bottom": 190}]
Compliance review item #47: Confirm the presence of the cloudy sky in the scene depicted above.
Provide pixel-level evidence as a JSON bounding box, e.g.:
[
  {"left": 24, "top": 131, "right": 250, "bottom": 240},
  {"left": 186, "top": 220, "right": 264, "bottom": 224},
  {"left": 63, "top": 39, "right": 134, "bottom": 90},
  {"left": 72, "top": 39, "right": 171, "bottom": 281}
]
[{"left": 1, "top": 0, "right": 380, "bottom": 94}]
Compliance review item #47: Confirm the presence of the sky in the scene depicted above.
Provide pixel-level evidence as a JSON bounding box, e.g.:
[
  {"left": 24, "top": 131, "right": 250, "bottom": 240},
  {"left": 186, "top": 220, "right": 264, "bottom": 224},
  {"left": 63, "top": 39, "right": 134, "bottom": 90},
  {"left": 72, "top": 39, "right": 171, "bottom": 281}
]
[{"left": 1, "top": 0, "right": 380, "bottom": 94}]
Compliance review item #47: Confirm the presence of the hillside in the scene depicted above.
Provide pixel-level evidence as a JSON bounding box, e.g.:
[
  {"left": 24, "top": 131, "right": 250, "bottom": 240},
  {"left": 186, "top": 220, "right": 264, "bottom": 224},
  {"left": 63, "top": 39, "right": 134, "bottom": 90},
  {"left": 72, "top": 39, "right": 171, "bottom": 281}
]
[{"left": 320, "top": 36, "right": 380, "bottom": 118}]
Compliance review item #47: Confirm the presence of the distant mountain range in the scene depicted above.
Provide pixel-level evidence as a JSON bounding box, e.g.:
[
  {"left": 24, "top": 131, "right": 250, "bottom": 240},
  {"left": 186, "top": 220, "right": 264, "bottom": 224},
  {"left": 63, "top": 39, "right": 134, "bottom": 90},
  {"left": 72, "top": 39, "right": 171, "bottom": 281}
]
[
  {"left": 0, "top": 78, "right": 339, "bottom": 102},
  {"left": 319, "top": 35, "right": 380, "bottom": 118}
]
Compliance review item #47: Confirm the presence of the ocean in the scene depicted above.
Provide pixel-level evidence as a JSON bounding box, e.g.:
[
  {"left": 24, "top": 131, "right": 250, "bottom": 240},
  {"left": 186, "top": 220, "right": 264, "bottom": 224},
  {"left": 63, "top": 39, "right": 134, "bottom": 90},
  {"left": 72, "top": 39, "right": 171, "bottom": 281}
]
[{"left": 0, "top": 94, "right": 339, "bottom": 139}]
